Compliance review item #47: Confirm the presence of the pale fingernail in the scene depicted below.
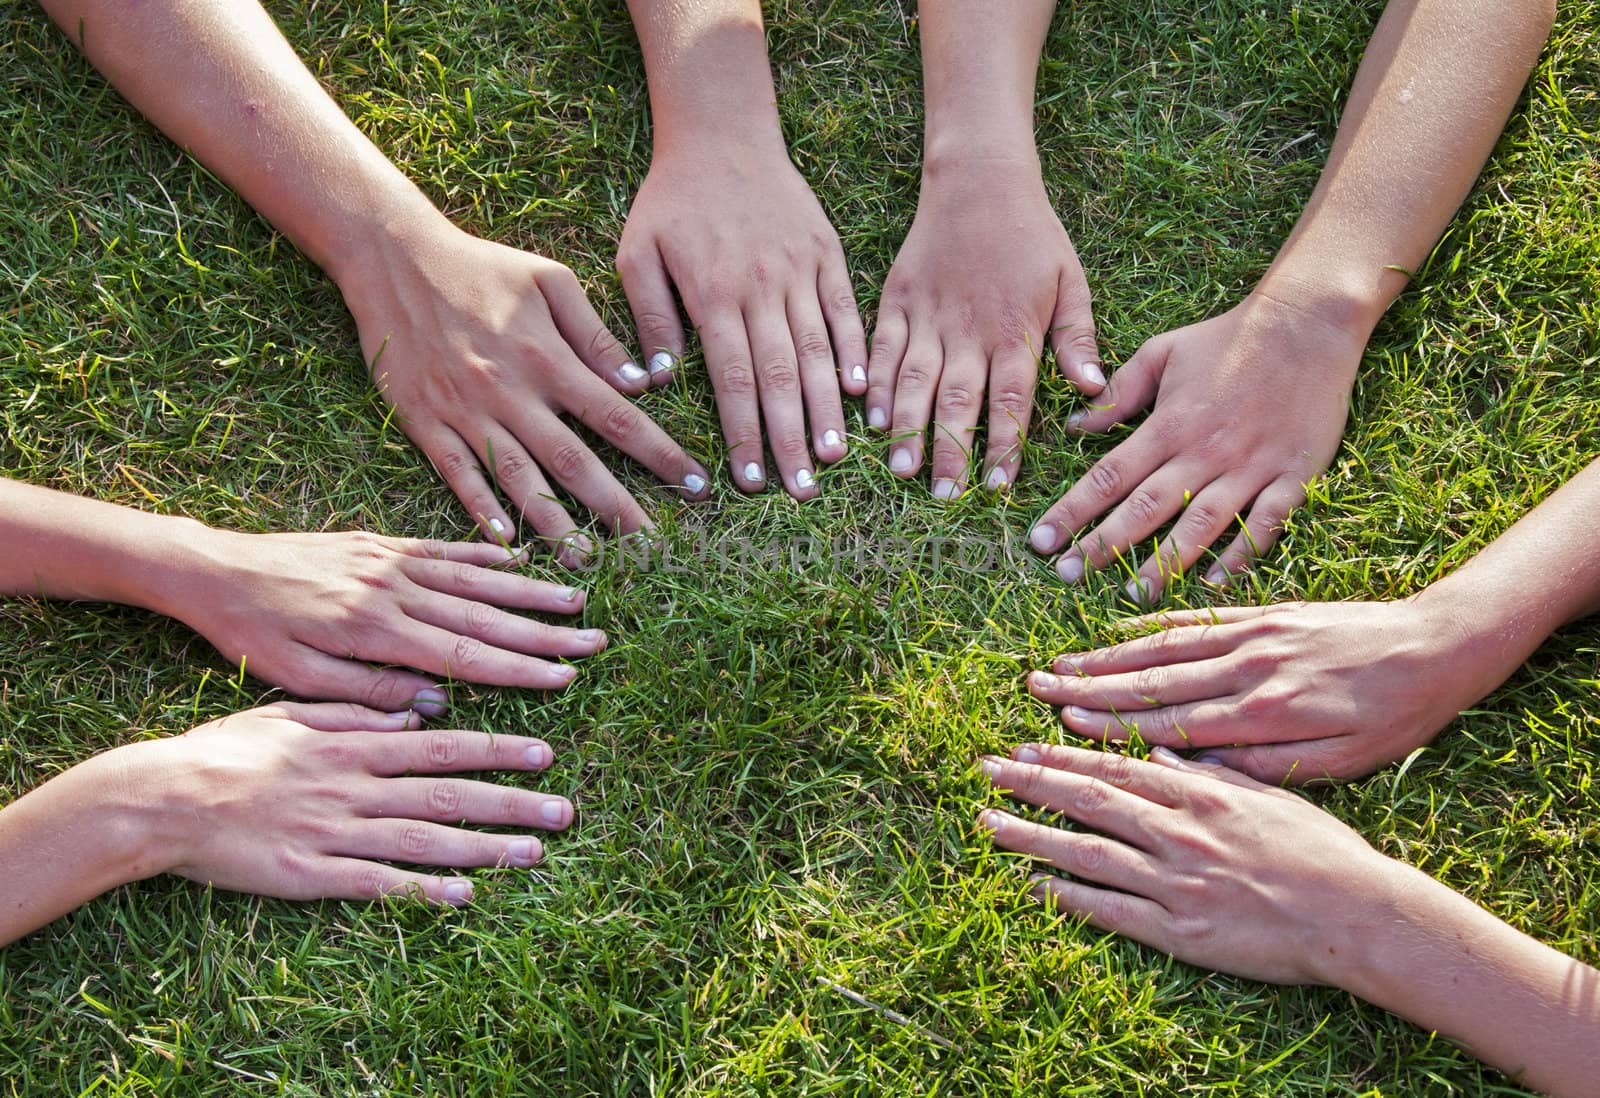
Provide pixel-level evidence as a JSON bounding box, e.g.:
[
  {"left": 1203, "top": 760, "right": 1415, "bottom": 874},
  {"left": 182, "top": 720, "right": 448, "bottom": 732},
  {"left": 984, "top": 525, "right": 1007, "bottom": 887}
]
[
  {"left": 648, "top": 351, "right": 675, "bottom": 376},
  {"left": 795, "top": 468, "right": 815, "bottom": 490},
  {"left": 554, "top": 664, "right": 579, "bottom": 682},
  {"left": 1150, "top": 746, "right": 1180, "bottom": 762},
  {"left": 560, "top": 586, "right": 582, "bottom": 603},
  {"left": 1055, "top": 655, "right": 1084, "bottom": 674},
  {"left": 1205, "top": 566, "right": 1227, "bottom": 586},
  {"left": 979, "top": 757, "right": 1002, "bottom": 779},
  {"left": 1126, "top": 578, "right": 1148, "bottom": 604},
  {"left": 1056, "top": 555, "right": 1085, "bottom": 584},
  {"left": 1083, "top": 361, "right": 1107, "bottom": 387},
  {"left": 1067, "top": 706, "right": 1090, "bottom": 720},
  {"left": 683, "top": 473, "right": 707, "bottom": 495},
  {"left": 850, "top": 365, "right": 867, "bottom": 385},
  {"left": 489, "top": 518, "right": 507, "bottom": 536},
  {"left": 1029, "top": 523, "right": 1057, "bottom": 553},
  {"left": 619, "top": 362, "right": 648, "bottom": 384},
  {"left": 413, "top": 688, "right": 448, "bottom": 708},
  {"left": 822, "top": 429, "right": 845, "bottom": 451},
  {"left": 524, "top": 742, "right": 553, "bottom": 768},
  {"left": 508, "top": 838, "right": 541, "bottom": 864},
  {"left": 387, "top": 710, "right": 413, "bottom": 722},
  {"left": 868, "top": 407, "right": 888, "bottom": 430},
  {"left": 443, "top": 881, "right": 473, "bottom": 905},
  {"left": 986, "top": 467, "right": 1010, "bottom": 492},
  {"left": 1197, "top": 754, "right": 1225, "bottom": 766},
  {"left": 578, "top": 629, "right": 604, "bottom": 645},
  {"left": 1029, "top": 671, "right": 1061, "bottom": 690},
  {"left": 1014, "top": 746, "right": 1041, "bottom": 763},
  {"left": 978, "top": 809, "right": 1004, "bottom": 832},
  {"left": 743, "top": 462, "right": 765, "bottom": 484},
  {"left": 932, "top": 478, "right": 960, "bottom": 501},
  {"left": 889, "top": 447, "right": 914, "bottom": 474},
  {"left": 539, "top": 799, "right": 570, "bottom": 826},
  {"left": 1066, "top": 411, "right": 1086, "bottom": 430}
]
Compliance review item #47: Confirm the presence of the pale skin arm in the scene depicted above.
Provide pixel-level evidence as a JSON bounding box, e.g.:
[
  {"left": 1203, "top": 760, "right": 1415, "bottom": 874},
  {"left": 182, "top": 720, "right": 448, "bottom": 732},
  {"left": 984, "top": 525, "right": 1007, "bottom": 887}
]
[
  {"left": 980, "top": 745, "right": 1600, "bottom": 1096},
  {"left": 868, "top": 0, "right": 1102, "bottom": 497},
  {"left": 0, "top": 479, "right": 608, "bottom": 711},
  {"left": 37, "top": 0, "right": 710, "bottom": 554},
  {"left": 1, "top": 703, "right": 573, "bottom": 948},
  {"left": 618, "top": 0, "right": 868, "bottom": 500},
  {"left": 1031, "top": 0, "right": 1556, "bottom": 598},
  {"left": 1029, "top": 458, "right": 1600, "bottom": 783}
]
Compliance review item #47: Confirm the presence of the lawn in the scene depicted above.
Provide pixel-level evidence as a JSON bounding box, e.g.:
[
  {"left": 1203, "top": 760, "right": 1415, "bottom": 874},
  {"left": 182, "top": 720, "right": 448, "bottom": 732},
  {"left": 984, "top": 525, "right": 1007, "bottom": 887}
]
[{"left": 1, "top": 0, "right": 1597, "bottom": 1094}]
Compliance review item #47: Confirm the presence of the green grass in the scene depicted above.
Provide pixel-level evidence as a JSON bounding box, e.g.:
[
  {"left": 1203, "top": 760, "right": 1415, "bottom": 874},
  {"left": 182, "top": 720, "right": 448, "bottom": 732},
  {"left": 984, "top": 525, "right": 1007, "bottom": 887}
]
[{"left": 2, "top": 0, "right": 1598, "bottom": 1093}]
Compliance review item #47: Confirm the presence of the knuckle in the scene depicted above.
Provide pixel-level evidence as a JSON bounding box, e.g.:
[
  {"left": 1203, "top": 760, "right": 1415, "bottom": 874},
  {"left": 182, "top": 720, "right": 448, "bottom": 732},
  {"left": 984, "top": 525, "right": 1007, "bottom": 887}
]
[
  {"left": 1133, "top": 664, "right": 1170, "bottom": 700},
  {"left": 935, "top": 384, "right": 978, "bottom": 416},
  {"left": 601, "top": 401, "right": 643, "bottom": 439},
  {"left": 830, "top": 288, "right": 858, "bottom": 316},
  {"left": 1074, "top": 836, "right": 1109, "bottom": 874},
  {"left": 633, "top": 308, "right": 678, "bottom": 336},
  {"left": 438, "top": 448, "right": 477, "bottom": 479},
  {"left": 1180, "top": 500, "right": 1225, "bottom": 536},
  {"left": 398, "top": 822, "right": 434, "bottom": 858},
  {"left": 495, "top": 450, "right": 531, "bottom": 482},
  {"left": 464, "top": 599, "right": 499, "bottom": 635},
  {"left": 355, "top": 866, "right": 393, "bottom": 899},
  {"left": 1124, "top": 488, "right": 1161, "bottom": 526},
  {"left": 897, "top": 361, "right": 936, "bottom": 391},
  {"left": 794, "top": 330, "right": 833, "bottom": 362},
  {"left": 772, "top": 432, "right": 812, "bottom": 460},
  {"left": 1073, "top": 777, "right": 1111, "bottom": 815},
  {"left": 450, "top": 561, "right": 480, "bottom": 590},
  {"left": 450, "top": 635, "right": 485, "bottom": 672},
  {"left": 1087, "top": 460, "right": 1124, "bottom": 501},
  {"left": 989, "top": 383, "right": 1031, "bottom": 419},
  {"left": 545, "top": 443, "right": 591, "bottom": 482},
  {"left": 1097, "top": 751, "right": 1137, "bottom": 789},
  {"left": 360, "top": 673, "right": 401, "bottom": 711},
  {"left": 426, "top": 776, "right": 464, "bottom": 814},
  {"left": 717, "top": 363, "right": 758, "bottom": 396},
  {"left": 757, "top": 358, "right": 801, "bottom": 393},
  {"left": 585, "top": 326, "right": 625, "bottom": 365}
]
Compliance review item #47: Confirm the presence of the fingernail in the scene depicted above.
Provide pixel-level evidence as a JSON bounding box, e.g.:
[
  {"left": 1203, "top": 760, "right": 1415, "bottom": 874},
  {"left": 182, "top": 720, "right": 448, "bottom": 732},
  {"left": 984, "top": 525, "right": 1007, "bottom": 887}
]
[
  {"left": 823, "top": 429, "right": 845, "bottom": 451},
  {"left": 683, "top": 472, "right": 707, "bottom": 495},
  {"left": 555, "top": 664, "right": 579, "bottom": 682},
  {"left": 979, "top": 757, "right": 1002, "bottom": 779},
  {"left": 743, "top": 461, "right": 765, "bottom": 485},
  {"left": 1150, "top": 746, "right": 1179, "bottom": 762},
  {"left": 1066, "top": 411, "right": 1086, "bottom": 431},
  {"left": 619, "top": 362, "right": 648, "bottom": 384},
  {"left": 1125, "top": 578, "right": 1148, "bottom": 604},
  {"left": 523, "top": 742, "right": 553, "bottom": 768},
  {"left": 1055, "top": 655, "right": 1084, "bottom": 674},
  {"left": 560, "top": 586, "right": 582, "bottom": 603},
  {"left": 1029, "top": 524, "right": 1057, "bottom": 553},
  {"left": 443, "top": 881, "right": 473, "bottom": 906},
  {"left": 489, "top": 518, "right": 507, "bottom": 536},
  {"left": 986, "top": 466, "right": 1010, "bottom": 492},
  {"left": 1014, "top": 746, "right": 1041, "bottom": 763},
  {"left": 1056, "top": 555, "right": 1085, "bottom": 584},
  {"left": 868, "top": 407, "right": 888, "bottom": 430},
  {"left": 508, "top": 838, "right": 541, "bottom": 864},
  {"left": 1205, "top": 566, "right": 1227, "bottom": 586},
  {"left": 1066, "top": 706, "right": 1090, "bottom": 720},
  {"left": 387, "top": 710, "right": 414, "bottom": 722},
  {"left": 851, "top": 365, "right": 867, "bottom": 385},
  {"left": 648, "top": 351, "right": 675, "bottom": 376},
  {"left": 978, "top": 809, "right": 1003, "bottom": 832},
  {"left": 1083, "top": 361, "right": 1107, "bottom": 387},
  {"left": 577, "top": 629, "right": 604, "bottom": 645},
  {"left": 1197, "top": 754, "right": 1224, "bottom": 766},
  {"left": 932, "top": 478, "right": 960, "bottom": 501},
  {"left": 889, "top": 447, "right": 914, "bottom": 474},
  {"left": 539, "top": 799, "right": 570, "bottom": 826},
  {"left": 794, "top": 468, "right": 815, "bottom": 490},
  {"left": 413, "top": 688, "right": 448, "bottom": 710},
  {"left": 1029, "top": 671, "right": 1061, "bottom": 690}
]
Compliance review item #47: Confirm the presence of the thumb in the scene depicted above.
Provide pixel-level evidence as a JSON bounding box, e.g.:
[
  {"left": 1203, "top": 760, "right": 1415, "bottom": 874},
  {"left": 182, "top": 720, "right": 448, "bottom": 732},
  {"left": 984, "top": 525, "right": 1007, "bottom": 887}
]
[{"left": 1068, "top": 336, "right": 1167, "bottom": 434}]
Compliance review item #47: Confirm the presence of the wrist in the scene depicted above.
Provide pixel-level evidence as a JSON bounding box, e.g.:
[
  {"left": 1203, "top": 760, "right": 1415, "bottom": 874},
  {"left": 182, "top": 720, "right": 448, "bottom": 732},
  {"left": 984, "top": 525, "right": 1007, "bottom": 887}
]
[
  {"left": 66, "top": 743, "right": 181, "bottom": 883},
  {"left": 110, "top": 514, "right": 228, "bottom": 624},
  {"left": 922, "top": 131, "right": 1040, "bottom": 182},
  {"left": 1309, "top": 856, "right": 1446, "bottom": 993},
  {"left": 323, "top": 200, "right": 461, "bottom": 304},
  {"left": 1413, "top": 572, "right": 1556, "bottom": 699},
  {"left": 1249, "top": 272, "right": 1388, "bottom": 345}
]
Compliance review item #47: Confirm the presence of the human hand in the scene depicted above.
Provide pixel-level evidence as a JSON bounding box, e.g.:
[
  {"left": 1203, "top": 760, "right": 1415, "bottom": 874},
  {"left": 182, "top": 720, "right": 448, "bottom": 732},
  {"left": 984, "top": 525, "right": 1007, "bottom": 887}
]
[
  {"left": 868, "top": 155, "right": 1101, "bottom": 496},
  {"left": 131, "top": 702, "right": 572, "bottom": 906},
  {"left": 1029, "top": 290, "right": 1366, "bottom": 599},
  {"left": 1026, "top": 600, "right": 1506, "bottom": 784},
  {"left": 168, "top": 528, "right": 605, "bottom": 712},
  {"left": 339, "top": 220, "right": 711, "bottom": 556},
  {"left": 616, "top": 139, "right": 867, "bottom": 499},
  {"left": 978, "top": 743, "right": 1415, "bottom": 985}
]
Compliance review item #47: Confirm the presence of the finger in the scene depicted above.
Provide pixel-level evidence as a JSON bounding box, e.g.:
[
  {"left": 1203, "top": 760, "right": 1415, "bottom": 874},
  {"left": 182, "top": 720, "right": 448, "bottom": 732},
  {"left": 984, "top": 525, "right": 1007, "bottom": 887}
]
[
  {"left": 979, "top": 754, "right": 1163, "bottom": 845},
  {"left": 388, "top": 617, "right": 582, "bottom": 690},
  {"left": 1204, "top": 478, "right": 1307, "bottom": 587},
  {"left": 1026, "top": 656, "right": 1235, "bottom": 712},
  {"left": 258, "top": 700, "right": 423, "bottom": 732},
  {"left": 746, "top": 299, "right": 819, "bottom": 499},
  {"left": 346, "top": 819, "right": 548, "bottom": 869},
  {"left": 995, "top": 743, "right": 1189, "bottom": 809},
  {"left": 415, "top": 425, "right": 516, "bottom": 545},
  {"left": 266, "top": 648, "right": 446, "bottom": 717},
  {"left": 404, "top": 590, "right": 606, "bottom": 660},
  {"left": 789, "top": 289, "right": 849, "bottom": 465},
  {"left": 977, "top": 808, "right": 1163, "bottom": 896},
  {"left": 1056, "top": 697, "right": 1241, "bottom": 751},
  {"left": 1069, "top": 338, "right": 1164, "bottom": 435},
  {"left": 369, "top": 777, "right": 573, "bottom": 830},
  {"left": 465, "top": 425, "right": 588, "bottom": 559},
  {"left": 540, "top": 263, "right": 650, "bottom": 395},
  {"left": 1132, "top": 481, "right": 1250, "bottom": 600},
  {"left": 1193, "top": 742, "right": 1360, "bottom": 787},
  {"left": 513, "top": 410, "right": 653, "bottom": 535},
  {"left": 981, "top": 344, "right": 1039, "bottom": 493},
  {"left": 1049, "top": 267, "right": 1105, "bottom": 396},
  {"left": 864, "top": 301, "right": 908, "bottom": 432},
  {"left": 928, "top": 345, "right": 987, "bottom": 500},
  {"left": 352, "top": 728, "right": 556, "bottom": 775},
  {"left": 383, "top": 537, "right": 529, "bottom": 568},
  {"left": 886, "top": 331, "right": 943, "bottom": 479},
  {"left": 399, "top": 556, "right": 586, "bottom": 614},
  {"left": 1046, "top": 622, "right": 1249, "bottom": 679},
  {"left": 1059, "top": 464, "right": 1196, "bottom": 582},
  {"left": 1145, "top": 744, "right": 1311, "bottom": 797},
  {"left": 1028, "top": 432, "right": 1163, "bottom": 561},
  {"left": 1028, "top": 872, "right": 1169, "bottom": 946},
  {"left": 617, "top": 238, "right": 685, "bottom": 387},
  {"left": 819, "top": 252, "right": 868, "bottom": 395},
  {"left": 309, "top": 856, "right": 477, "bottom": 907},
  {"left": 698, "top": 307, "right": 769, "bottom": 492},
  {"left": 1108, "top": 604, "right": 1294, "bottom": 635},
  {"left": 561, "top": 372, "right": 711, "bottom": 501}
]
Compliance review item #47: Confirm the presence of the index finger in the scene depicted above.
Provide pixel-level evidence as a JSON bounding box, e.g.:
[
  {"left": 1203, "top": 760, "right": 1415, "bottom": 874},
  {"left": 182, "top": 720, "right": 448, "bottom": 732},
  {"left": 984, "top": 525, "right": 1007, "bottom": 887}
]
[
  {"left": 999, "top": 743, "right": 1193, "bottom": 810},
  {"left": 562, "top": 372, "right": 711, "bottom": 501},
  {"left": 1029, "top": 432, "right": 1163, "bottom": 557},
  {"left": 344, "top": 729, "right": 557, "bottom": 776}
]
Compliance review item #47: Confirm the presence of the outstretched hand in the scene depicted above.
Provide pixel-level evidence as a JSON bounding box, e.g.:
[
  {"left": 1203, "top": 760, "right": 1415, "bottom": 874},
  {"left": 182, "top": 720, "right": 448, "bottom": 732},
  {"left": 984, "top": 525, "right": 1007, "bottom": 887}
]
[{"left": 1030, "top": 291, "right": 1364, "bottom": 600}]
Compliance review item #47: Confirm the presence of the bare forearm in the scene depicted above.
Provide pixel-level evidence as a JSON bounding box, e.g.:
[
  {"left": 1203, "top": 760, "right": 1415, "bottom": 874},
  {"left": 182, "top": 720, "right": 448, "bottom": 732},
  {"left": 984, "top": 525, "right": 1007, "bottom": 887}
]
[
  {"left": 918, "top": 0, "right": 1053, "bottom": 165},
  {"left": 37, "top": 0, "right": 446, "bottom": 286},
  {"left": 1259, "top": 0, "right": 1554, "bottom": 331},
  {"left": 1343, "top": 867, "right": 1600, "bottom": 1096},
  {"left": 625, "top": 0, "right": 783, "bottom": 149}
]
